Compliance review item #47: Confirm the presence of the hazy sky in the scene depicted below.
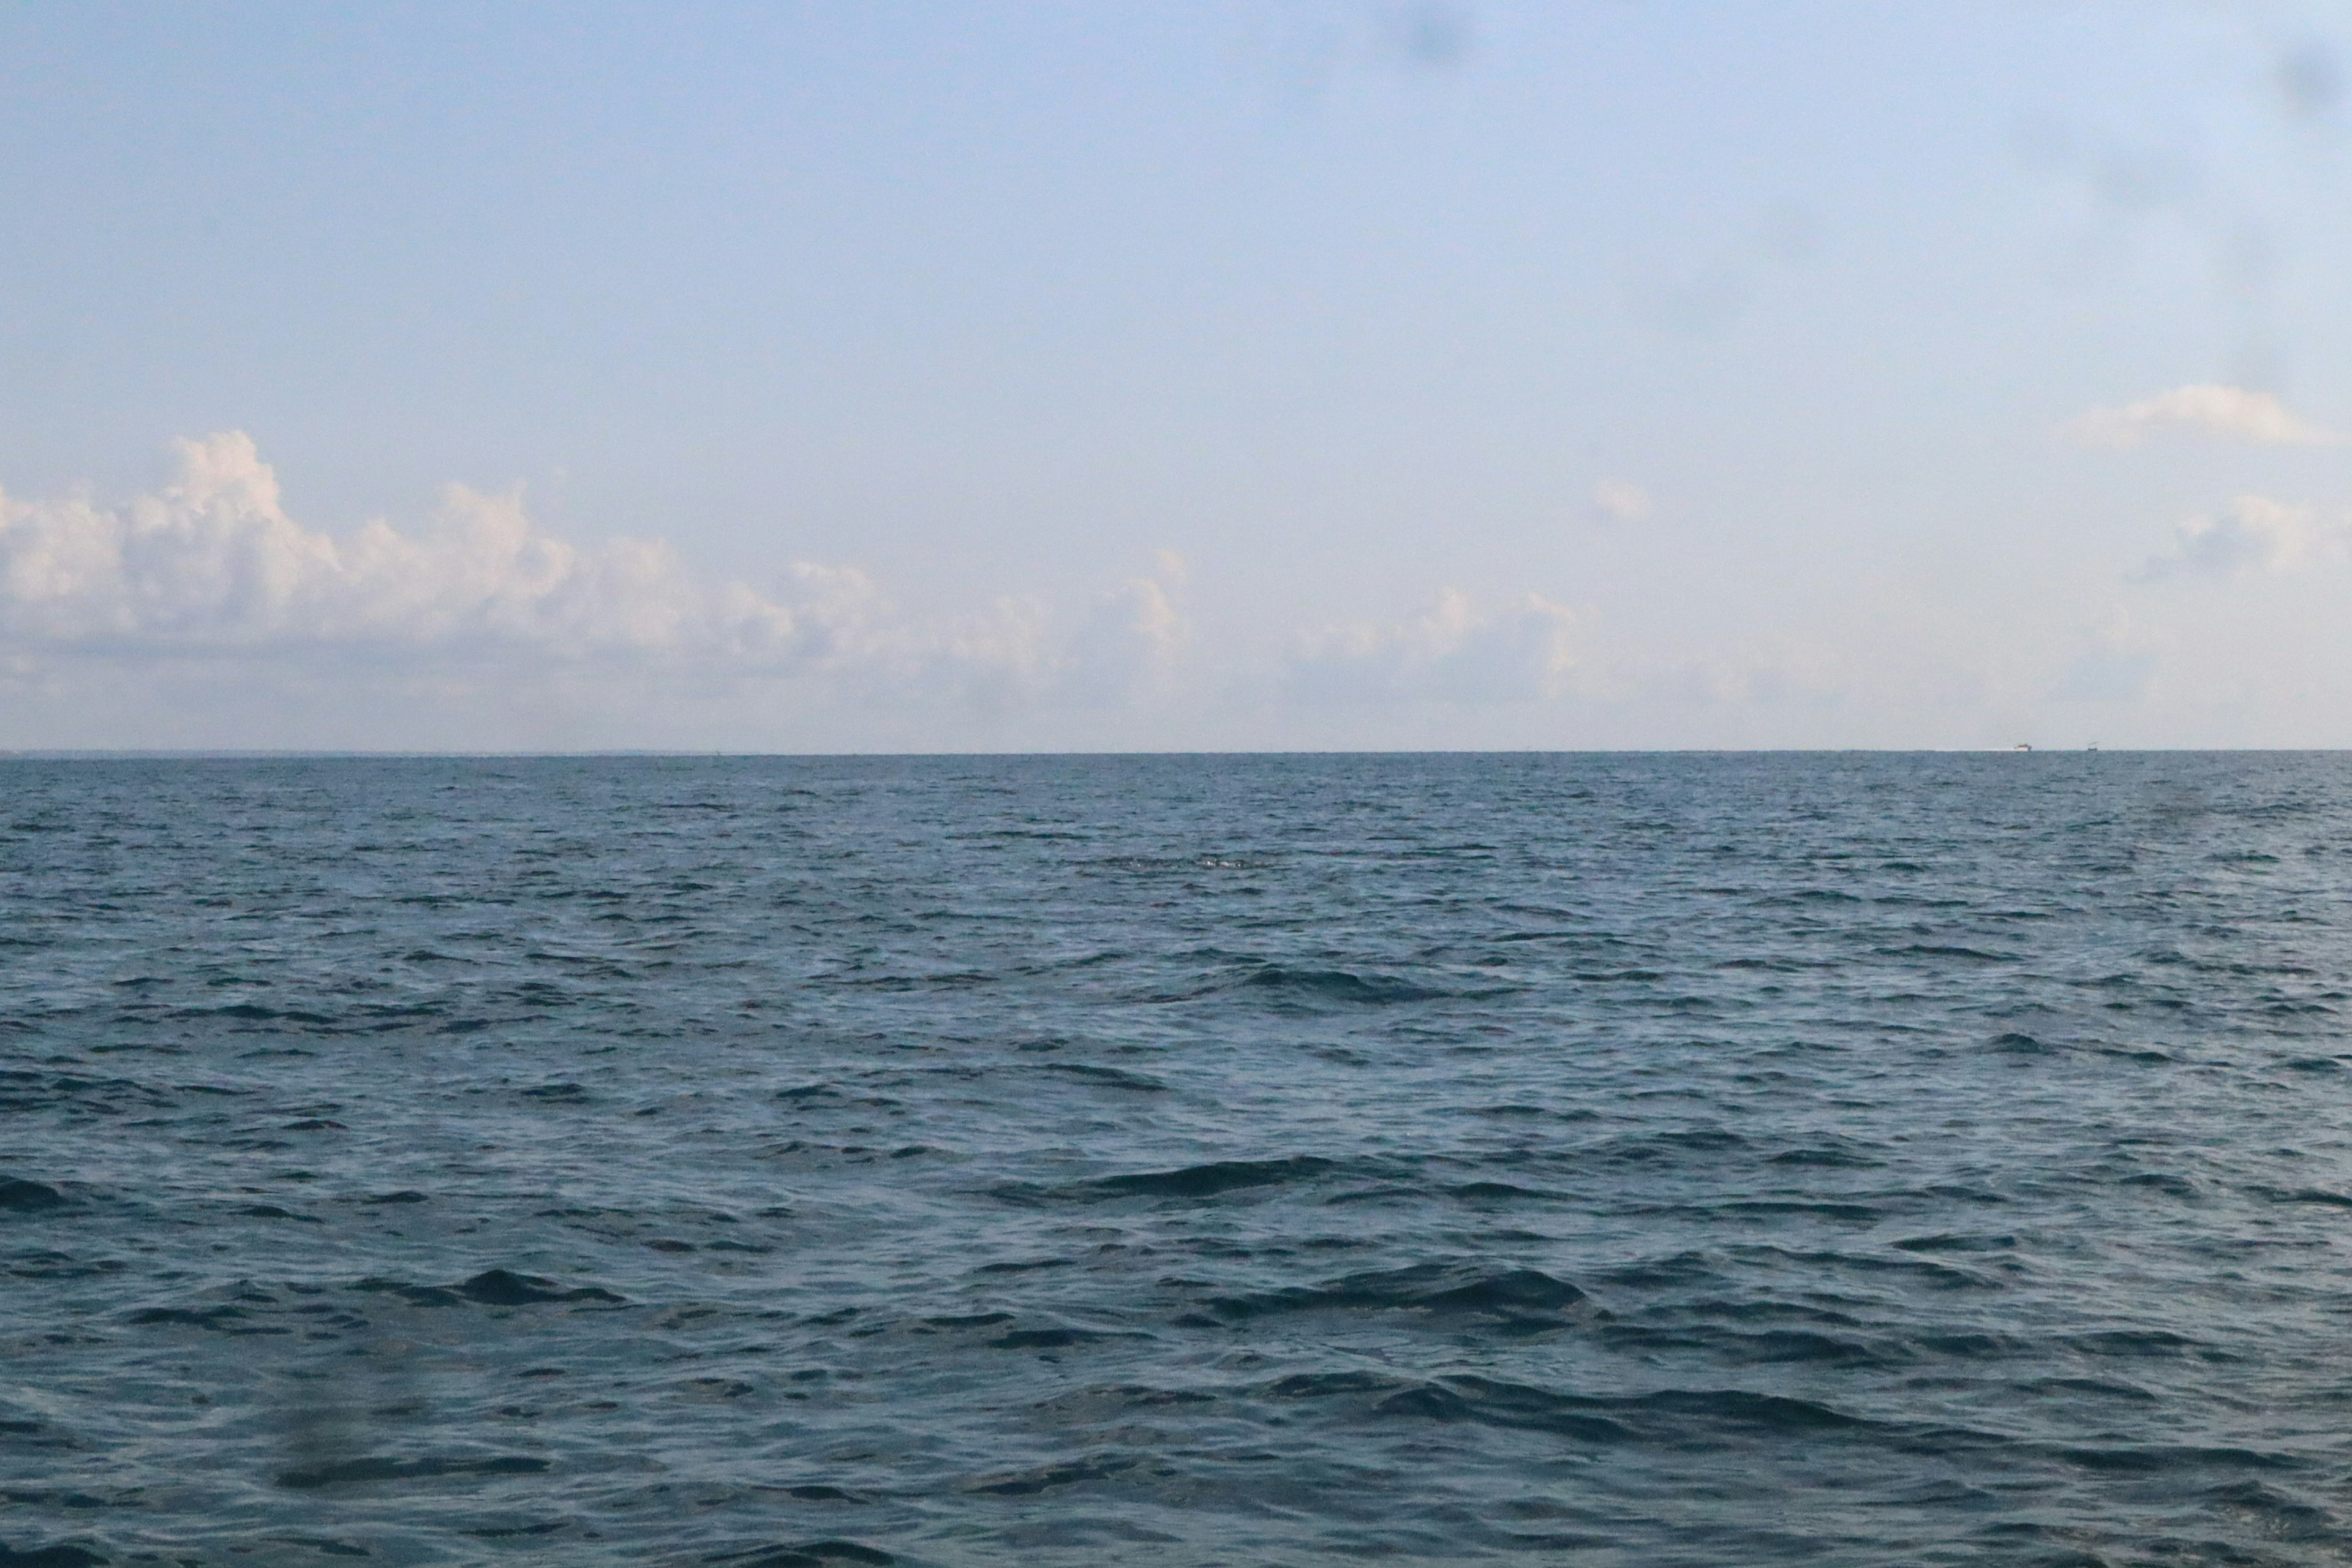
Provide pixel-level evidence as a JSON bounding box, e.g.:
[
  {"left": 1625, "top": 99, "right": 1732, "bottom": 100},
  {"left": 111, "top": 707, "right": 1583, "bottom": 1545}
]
[{"left": 4, "top": 1, "right": 2351, "bottom": 750}]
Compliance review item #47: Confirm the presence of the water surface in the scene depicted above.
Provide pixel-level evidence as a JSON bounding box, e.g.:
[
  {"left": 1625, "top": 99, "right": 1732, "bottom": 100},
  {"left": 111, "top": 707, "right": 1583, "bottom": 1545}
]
[{"left": 5, "top": 753, "right": 2351, "bottom": 1565}]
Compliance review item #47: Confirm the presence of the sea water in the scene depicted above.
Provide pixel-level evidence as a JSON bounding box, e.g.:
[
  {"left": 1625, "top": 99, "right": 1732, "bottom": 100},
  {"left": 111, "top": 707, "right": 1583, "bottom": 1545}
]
[{"left": 4, "top": 753, "right": 2351, "bottom": 1566}]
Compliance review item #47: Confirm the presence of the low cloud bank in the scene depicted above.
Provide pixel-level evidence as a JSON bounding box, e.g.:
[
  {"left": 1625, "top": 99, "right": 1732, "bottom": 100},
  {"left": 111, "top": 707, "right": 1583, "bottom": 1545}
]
[{"left": 0, "top": 434, "right": 1192, "bottom": 712}]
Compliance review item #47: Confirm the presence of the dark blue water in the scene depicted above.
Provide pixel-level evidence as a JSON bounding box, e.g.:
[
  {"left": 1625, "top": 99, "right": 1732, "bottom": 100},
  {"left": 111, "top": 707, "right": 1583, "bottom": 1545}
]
[{"left": 6, "top": 753, "right": 2352, "bottom": 1567}]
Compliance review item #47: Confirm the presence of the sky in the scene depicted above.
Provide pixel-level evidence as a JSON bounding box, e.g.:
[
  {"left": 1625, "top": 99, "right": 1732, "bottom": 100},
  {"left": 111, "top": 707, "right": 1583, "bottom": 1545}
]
[{"left": 4, "top": 1, "right": 2351, "bottom": 751}]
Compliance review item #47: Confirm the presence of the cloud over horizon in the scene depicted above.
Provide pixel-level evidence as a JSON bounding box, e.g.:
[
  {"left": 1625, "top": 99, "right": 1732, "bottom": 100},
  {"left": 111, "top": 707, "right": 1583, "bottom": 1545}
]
[
  {"left": 0, "top": 434, "right": 1210, "bottom": 722},
  {"left": 9, "top": 434, "right": 2352, "bottom": 752},
  {"left": 0, "top": 432, "right": 863, "bottom": 665},
  {"left": 1286, "top": 589, "right": 1580, "bottom": 705}
]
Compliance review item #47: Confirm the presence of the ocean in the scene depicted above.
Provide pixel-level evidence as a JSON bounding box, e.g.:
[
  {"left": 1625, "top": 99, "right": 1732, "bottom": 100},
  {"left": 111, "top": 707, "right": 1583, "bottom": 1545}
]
[{"left": 4, "top": 752, "right": 2351, "bottom": 1566}]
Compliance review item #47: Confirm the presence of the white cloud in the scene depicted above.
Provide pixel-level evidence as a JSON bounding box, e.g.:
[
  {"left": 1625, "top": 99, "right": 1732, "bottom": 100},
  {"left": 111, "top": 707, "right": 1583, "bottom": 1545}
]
[
  {"left": 1591, "top": 478, "right": 1652, "bottom": 522},
  {"left": 1287, "top": 589, "right": 1578, "bottom": 704},
  {"left": 903, "top": 560, "right": 1190, "bottom": 713},
  {"left": 0, "top": 432, "right": 858, "bottom": 665},
  {"left": 1058, "top": 560, "right": 1190, "bottom": 707},
  {"left": 2070, "top": 385, "right": 2340, "bottom": 448},
  {"left": 2133, "top": 494, "right": 2346, "bottom": 582},
  {"left": 0, "top": 432, "right": 1207, "bottom": 738}
]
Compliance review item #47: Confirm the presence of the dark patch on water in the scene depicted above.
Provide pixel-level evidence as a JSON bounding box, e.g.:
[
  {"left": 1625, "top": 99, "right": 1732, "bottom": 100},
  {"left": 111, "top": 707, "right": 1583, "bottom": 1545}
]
[
  {"left": 277, "top": 1453, "right": 550, "bottom": 1488},
  {"left": 0, "top": 1179, "right": 65, "bottom": 1211}
]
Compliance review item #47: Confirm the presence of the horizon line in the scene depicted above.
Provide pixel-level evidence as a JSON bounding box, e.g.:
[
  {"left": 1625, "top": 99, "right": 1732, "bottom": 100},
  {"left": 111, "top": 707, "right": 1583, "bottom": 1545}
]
[{"left": 0, "top": 745, "right": 2309, "bottom": 761}]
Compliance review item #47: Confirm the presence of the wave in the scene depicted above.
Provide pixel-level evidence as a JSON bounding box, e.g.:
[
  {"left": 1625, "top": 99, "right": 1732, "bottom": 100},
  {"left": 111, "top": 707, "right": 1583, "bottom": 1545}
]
[
  {"left": 354, "top": 1269, "right": 625, "bottom": 1308},
  {"left": 963, "top": 1453, "right": 1134, "bottom": 1497},
  {"left": 695, "top": 1544, "right": 895, "bottom": 1568},
  {"left": 1081, "top": 1156, "right": 1336, "bottom": 1200},
  {"left": 1149, "top": 964, "right": 1503, "bottom": 1006},
  {"left": 1207, "top": 1262, "right": 1594, "bottom": 1331},
  {"left": 1028, "top": 1063, "right": 1169, "bottom": 1093},
  {"left": 1235, "top": 966, "right": 1451, "bottom": 1003}
]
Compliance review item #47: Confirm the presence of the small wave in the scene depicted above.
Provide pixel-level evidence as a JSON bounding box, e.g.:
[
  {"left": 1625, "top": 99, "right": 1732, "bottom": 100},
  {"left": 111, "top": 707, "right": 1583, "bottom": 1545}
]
[
  {"left": 1594, "top": 1251, "right": 1728, "bottom": 1290},
  {"left": 986, "top": 1325, "right": 1135, "bottom": 1351},
  {"left": 2064, "top": 1329, "right": 2216, "bottom": 1359},
  {"left": 1614, "top": 1385, "right": 1880, "bottom": 1433},
  {"left": 965, "top": 1454, "right": 1134, "bottom": 1496},
  {"left": 697, "top": 1544, "right": 895, "bottom": 1567},
  {"left": 2025, "top": 1376, "right": 2162, "bottom": 1404},
  {"left": 1149, "top": 964, "right": 1486, "bottom": 1006},
  {"left": 127, "top": 1305, "right": 255, "bottom": 1332},
  {"left": 1376, "top": 1373, "right": 1924, "bottom": 1447},
  {"left": 1599, "top": 1322, "right": 1898, "bottom": 1367},
  {"left": 171, "top": 1002, "right": 339, "bottom": 1025},
  {"left": 1029, "top": 1063, "right": 1168, "bottom": 1093},
  {"left": 1446, "top": 1180, "right": 1575, "bottom": 1203},
  {"left": 1207, "top": 1261, "right": 1593, "bottom": 1330},
  {"left": 355, "top": 1270, "right": 624, "bottom": 1308},
  {"left": 2199, "top": 1481, "right": 2342, "bottom": 1542},
  {"left": 2052, "top": 1443, "right": 2296, "bottom": 1476},
  {"left": 1891, "top": 1232, "right": 2019, "bottom": 1254},
  {"left": 1766, "top": 1145, "right": 1886, "bottom": 1169},
  {"left": 2257, "top": 1185, "right": 2352, "bottom": 1208},
  {"left": 1372, "top": 1379, "right": 1633, "bottom": 1443},
  {"left": 1259, "top": 1370, "right": 1407, "bottom": 1400},
  {"left": 1084, "top": 1155, "right": 1335, "bottom": 1200},
  {"left": 1240, "top": 966, "right": 1453, "bottom": 1003},
  {"left": 1593, "top": 1128, "right": 1748, "bottom": 1164},
  {"left": 1882, "top": 945, "right": 2020, "bottom": 963},
  {"left": 973, "top": 1257, "right": 1071, "bottom": 1275},
  {"left": 1086, "top": 853, "right": 1272, "bottom": 873}
]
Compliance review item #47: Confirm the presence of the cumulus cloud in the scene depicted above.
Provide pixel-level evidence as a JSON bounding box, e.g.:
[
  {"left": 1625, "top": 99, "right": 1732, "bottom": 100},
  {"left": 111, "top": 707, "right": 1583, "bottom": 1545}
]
[
  {"left": 1287, "top": 589, "right": 1578, "bottom": 704},
  {"left": 2070, "top": 385, "right": 2340, "bottom": 448},
  {"left": 0, "top": 432, "right": 870, "bottom": 665},
  {"left": 2133, "top": 495, "right": 2347, "bottom": 582},
  {"left": 0, "top": 432, "right": 1209, "bottom": 739},
  {"left": 1058, "top": 554, "right": 1190, "bottom": 706},
  {"left": 1590, "top": 478, "right": 1652, "bottom": 523}
]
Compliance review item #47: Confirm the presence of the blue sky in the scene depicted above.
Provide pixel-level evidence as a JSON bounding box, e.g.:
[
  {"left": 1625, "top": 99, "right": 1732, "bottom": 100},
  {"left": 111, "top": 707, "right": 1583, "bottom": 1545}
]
[{"left": 2, "top": 1, "right": 2349, "bottom": 749}]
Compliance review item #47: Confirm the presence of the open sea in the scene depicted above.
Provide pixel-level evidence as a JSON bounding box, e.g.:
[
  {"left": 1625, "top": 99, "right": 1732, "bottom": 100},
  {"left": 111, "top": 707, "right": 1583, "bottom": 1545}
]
[{"left": 6, "top": 752, "right": 2352, "bottom": 1567}]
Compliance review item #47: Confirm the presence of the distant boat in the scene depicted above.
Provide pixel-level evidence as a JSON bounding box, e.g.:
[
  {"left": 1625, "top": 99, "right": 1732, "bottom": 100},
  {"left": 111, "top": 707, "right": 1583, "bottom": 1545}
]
[{"left": 2013, "top": 742, "right": 2032, "bottom": 751}]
